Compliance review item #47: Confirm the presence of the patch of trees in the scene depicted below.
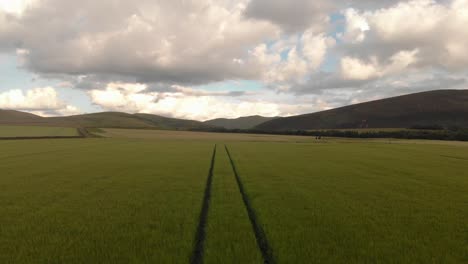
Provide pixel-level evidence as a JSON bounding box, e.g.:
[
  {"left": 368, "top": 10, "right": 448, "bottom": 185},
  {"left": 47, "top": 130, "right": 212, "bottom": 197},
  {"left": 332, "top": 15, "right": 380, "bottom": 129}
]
[{"left": 409, "top": 124, "right": 444, "bottom": 130}]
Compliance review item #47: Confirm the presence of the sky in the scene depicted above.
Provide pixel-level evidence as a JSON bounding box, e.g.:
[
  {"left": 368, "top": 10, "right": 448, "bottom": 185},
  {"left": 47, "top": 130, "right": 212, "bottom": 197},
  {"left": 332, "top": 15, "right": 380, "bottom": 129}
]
[{"left": 0, "top": 0, "right": 467, "bottom": 121}]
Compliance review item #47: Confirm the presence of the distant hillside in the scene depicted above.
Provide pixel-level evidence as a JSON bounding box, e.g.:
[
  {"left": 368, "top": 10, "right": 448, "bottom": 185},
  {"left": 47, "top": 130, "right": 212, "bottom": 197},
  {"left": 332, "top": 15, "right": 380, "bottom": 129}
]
[
  {"left": 204, "top": 115, "right": 278, "bottom": 129},
  {"left": 0, "top": 110, "right": 45, "bottom": 124},
  {"left": 134, "top": 113, "right": 214, "bottom": 130},
  {"left": 0, "top": 111, "right": 214, "bottom": 130},
  {"left": 256, "top": 90, "right": 468, "bottom": 131},
  {"left": 47, "top": 112, "right": 154, "bottom": 128}
]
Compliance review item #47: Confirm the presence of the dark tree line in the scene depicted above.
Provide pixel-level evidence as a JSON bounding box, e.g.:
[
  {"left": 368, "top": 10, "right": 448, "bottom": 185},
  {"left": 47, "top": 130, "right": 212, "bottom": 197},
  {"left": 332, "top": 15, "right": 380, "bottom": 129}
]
[{"left": 190, "top": 126, "right": 468, "bottom": 141}]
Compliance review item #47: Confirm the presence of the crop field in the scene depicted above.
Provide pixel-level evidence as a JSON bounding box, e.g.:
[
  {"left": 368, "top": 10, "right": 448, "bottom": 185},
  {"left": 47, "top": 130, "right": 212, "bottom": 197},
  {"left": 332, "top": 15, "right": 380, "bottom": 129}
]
[
  {"left": 0, "top": 139, "right": 213, "bottom": 263},
  {"left": 228, "top": 142, "right": 468, "bottom": 263},
  {"left": 0, "top": 125, "right": 79, "bottom": 138},
  {"left": 204, "top": 145, "right": 262, "bottom": 264},
  {"left": 97, "top": 128, "right": 318, "bottom": 142},
  {"left": 0, "top": 129, "right": 467, "bottom": 263}
]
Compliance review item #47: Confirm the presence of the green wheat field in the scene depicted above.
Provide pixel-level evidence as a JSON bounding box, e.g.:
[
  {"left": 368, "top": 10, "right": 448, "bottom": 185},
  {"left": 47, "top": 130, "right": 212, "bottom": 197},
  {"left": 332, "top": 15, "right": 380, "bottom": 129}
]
[
  {"left": 0, "top": 128, "right": 467, "bottom": 263},
  {"left": 0, "top": 125, "right": 79, "bottom": 138}
]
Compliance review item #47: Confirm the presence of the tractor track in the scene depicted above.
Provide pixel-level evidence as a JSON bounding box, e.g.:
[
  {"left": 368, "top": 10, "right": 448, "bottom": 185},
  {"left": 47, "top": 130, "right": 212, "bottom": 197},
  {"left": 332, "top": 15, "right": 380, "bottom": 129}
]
[
  {"left": 190, "top": 144, "right": 217, "bottom": 264},
  {"left": 225, "top": 145, "right": 275, "bottom": 264}
]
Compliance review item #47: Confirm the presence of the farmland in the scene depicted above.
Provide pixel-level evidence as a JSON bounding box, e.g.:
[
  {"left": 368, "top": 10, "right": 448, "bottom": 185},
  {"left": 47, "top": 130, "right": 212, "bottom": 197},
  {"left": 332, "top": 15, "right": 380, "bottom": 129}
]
[
  {"left": 0, "top": 125, "right": 79, "bottom": 138},
  {"left": 0, "top": 129, "right": 467, "bottom": 263},
  {"left": 203, "top": 145, "right": 262, "bottom": 264},
  {"left": 0, "top": 139, "right": 213, "bottom": 263},
  {"left": 227, "top": 141, "right": 468, "bottom": 263}
]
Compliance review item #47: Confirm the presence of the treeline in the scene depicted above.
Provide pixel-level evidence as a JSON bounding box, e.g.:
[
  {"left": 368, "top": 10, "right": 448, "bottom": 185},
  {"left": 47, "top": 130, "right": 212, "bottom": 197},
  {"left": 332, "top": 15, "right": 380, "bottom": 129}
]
[{"left": 191, "top": 127, "right": 468, "bottom": 141}]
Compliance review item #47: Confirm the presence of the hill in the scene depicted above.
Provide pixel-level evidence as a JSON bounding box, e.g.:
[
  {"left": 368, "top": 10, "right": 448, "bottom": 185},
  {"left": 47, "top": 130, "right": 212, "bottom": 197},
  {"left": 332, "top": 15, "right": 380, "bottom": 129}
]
[
  {"left": 133, "top": 113, "right": 214, "bottom": 130},
  {"left": 204, "top": 115, "right": 278, "bottom": 129},
  {"left": 0, "top": 110, "right": 45, "bottom": 124},
  {"left": 45, "top": 112, "right": 154, "bottom": 128},
  {"left": 256, "top": 90, "right": 468, "bottom": 131},
  {"left": 0, "top": 111, "right": 214, "bottom": 130}
]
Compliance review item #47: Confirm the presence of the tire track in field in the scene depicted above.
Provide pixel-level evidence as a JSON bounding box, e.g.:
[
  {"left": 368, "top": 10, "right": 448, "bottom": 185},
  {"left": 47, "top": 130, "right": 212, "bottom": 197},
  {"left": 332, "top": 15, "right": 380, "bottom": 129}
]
[
  {"left": 224, "top": 145, "right": 276, "bottom": 264},
  {"left": 190, "top": 144, "right": 217, "bottom": 264}
]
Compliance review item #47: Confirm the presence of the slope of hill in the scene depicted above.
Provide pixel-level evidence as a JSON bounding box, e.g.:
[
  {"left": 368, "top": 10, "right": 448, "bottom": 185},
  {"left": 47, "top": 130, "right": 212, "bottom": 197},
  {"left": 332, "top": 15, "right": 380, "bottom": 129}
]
[
  {"left": 134, "top": 113, "right": 214, "bottom": 130},
  {"left": 0, "top": 110, "right": 45, "bottom": 124},
  {"left": 0, "top": 111, "right": 214, "bottom": 130},
  {"left": 204, "top": 115, "right": 278, "bottom": 129},
  {"left": 256, "top": 90, "right": 468, "bottom": 131},
  {"left": 48, "top": 112, "right": 155, "bottom": 128}
]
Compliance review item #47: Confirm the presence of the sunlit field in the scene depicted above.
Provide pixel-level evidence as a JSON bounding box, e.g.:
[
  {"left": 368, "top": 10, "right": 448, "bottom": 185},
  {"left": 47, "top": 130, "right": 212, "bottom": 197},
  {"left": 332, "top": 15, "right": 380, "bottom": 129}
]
[
  {"left": 0, "top": 126, "right": 79, "bottom": 138},
  {"left": 1, "top": 129, "right": 467, "bottom": 263}
]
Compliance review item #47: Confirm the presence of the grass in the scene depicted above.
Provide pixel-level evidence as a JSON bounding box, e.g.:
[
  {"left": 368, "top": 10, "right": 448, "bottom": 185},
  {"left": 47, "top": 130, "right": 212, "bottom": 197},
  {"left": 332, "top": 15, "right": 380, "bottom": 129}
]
[
  {"left": 97, "top": 128, "right": 317, "bottom": 142},
  {"left": 0, "top": 138, "right": 213, "bottom": 263},
  {"left": 204, "top": 145, "right": 262, "bottom": 264},
  {"left": 0, "top": 125, "right": 79, "bottom": 137},
  {"left": 1, "top": 128, "right": 467, "bottom": 263},
  {"left": 228, "top": 141, "right": 468, "bottom": 263}
]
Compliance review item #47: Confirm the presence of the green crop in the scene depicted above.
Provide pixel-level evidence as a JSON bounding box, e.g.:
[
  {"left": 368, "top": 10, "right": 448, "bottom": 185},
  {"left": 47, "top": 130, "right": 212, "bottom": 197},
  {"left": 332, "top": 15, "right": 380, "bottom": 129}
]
[
  {"left": 228, "top": 141, "right": 468, "bottom": 263},
  {"left": 204, "top": 145, "right": 262, "bottom": 264},
  {"left": 1, "top": 129, "right": 467, "bottom": 263},
  {"left": 0, "top": 125, "right": 78, "bottom": 137},
  {"left": 0, "top": 139, "right": 213, "bottom": 263}
]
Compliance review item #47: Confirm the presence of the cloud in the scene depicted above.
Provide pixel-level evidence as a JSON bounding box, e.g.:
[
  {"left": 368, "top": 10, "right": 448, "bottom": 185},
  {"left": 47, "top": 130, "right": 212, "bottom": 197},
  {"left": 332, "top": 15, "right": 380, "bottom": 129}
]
[
  {"left": 0, "top": 0, "right": 37, "bottom": 15},
  {"left": 1, "top": 0, "right": 467, "bottom": 119},
  {"left": 341, "top": 8, "right": 370, "bottom": 43},
  {"left": 280, "top": 0, "right": 468, "bottom": 99},
  {"left": 341, "top": 0, "right": 468, "bottom": 70},
  {"left": 0, "top": 87, "right": 80, "bottom": 115},
  {"left": 341, "top": 49, "right": 419, "bottom": 80},
  {"left": 88, "top": 82, "right": 316, "bottom": 120},
  {"left": 244, "top": 0, "right": 332, "bottom": 32},
  {"left": 292, "top": 68, "right": 467, "bottom": 103},
  {"left": 302, "top": 31, "right": 335, "bottom": 70},
  {"left": 0, "top": 0, "right": 280, "bottom": 85},
  {"left": 250, "top": 31, "right": 335, "bottom": 87},
  {"left": 0, "top": 0, "right": 335, "bottom": 88},
  {"left": 170, "top": 85, "right": 248, "bottom": 97},
  {"left": 340, "top": 0, "right": 422, "bottom": 10},
  {"left": 55, "top": 105, "right": 81, "bottom": 116},
  {"left": 290, "top": 72, "right": 368, "bottom": 94}
]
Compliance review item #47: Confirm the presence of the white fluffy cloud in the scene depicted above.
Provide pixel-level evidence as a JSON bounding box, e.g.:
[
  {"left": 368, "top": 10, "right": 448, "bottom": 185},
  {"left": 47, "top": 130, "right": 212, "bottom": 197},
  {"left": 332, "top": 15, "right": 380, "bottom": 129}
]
[
  {"left": 0, "top": 0, "right": 334, "bottom": 88},
  {"left": 250, "top": 30, "right": 335, "bottom": 87},
  {"left": 88, "top": 82, "right": 314, "bottom": 120},
  {"left": 1, "top": 0, "right": 467, "bottom": 119},
  {"left": 0, "top": 0, "right": 36, "bottom": 14},
  {"left": 0, "top": 87, "right": 80, "bottom": 115},
  {"left": 302, "top": 32, "right": 334, "bottom": 69},
  {"left": 0, "top": 0, "right": 280, "bottom": 84},
  {"left": 341, "top": 49, "right": 419, "bottom": 80},
  {"left": 342, "top": 0, "right": 468, "bottom": 70},
  {"left": 342, "top": 8, "right": 370, "bottom": 43},
  {"left": 369, "top": 0, "right": 447, "bottom": 41}
]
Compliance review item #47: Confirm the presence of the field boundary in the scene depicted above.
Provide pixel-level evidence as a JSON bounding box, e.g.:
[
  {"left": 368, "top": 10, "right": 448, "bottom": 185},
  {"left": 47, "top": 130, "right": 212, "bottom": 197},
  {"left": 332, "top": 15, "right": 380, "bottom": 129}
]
[
  {"left": 225, "top": 145, "right": 275, "bottom": 264},
  {"left": 0, "top": 127, "right": 103, "bottom": 140},
  {"left": 0, "top": 136, "right": 83, "bottom": 140},
  {"left": 190, "top": 144, "right": 217, "bottom": 264}
]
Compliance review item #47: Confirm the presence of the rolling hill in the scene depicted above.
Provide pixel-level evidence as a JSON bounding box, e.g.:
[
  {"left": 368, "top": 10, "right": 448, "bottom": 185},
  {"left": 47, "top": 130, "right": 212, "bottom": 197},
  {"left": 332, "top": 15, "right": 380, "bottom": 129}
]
[
  {"left": 0, "top": 110, "right": 46, "bottom": 124},
  {"left": 204, "top": 115, "right": 278, "bottom": 129},
  {"left": 256, "top": 90, "right": 468, "bottom": 131},
  {"left": 133, "top": 113, "right": 214, "bottom": 130},
  {"left": 0, "top": 110, "right": 214, "bottom": 130},
  {"left": 3, "top": 89, "right": 468, "bottom": 132}
]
